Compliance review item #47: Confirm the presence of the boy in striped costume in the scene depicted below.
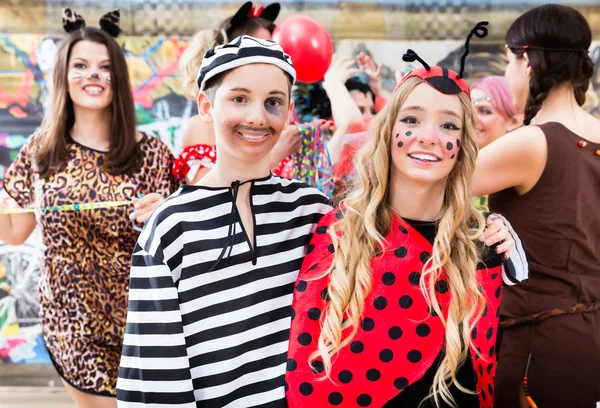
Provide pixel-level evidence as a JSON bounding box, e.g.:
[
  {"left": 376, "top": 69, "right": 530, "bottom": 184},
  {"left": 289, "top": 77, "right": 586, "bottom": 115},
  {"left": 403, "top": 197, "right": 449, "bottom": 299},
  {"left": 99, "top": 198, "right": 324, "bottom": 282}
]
[{"left": 116, "top": 36, "right": 332, "bottom": 408}]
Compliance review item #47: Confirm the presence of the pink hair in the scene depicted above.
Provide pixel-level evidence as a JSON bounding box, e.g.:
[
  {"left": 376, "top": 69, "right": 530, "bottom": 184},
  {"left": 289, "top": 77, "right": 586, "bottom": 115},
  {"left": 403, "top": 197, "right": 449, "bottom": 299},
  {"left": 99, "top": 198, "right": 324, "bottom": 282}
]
[{"left": 471, "top": 76, "right": 521, "bottom": 120}]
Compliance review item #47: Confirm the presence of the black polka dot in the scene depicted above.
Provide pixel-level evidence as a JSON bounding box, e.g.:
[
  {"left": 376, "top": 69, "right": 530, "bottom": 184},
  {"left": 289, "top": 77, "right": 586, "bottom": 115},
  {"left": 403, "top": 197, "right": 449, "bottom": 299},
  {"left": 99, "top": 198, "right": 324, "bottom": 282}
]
[
  {"left": 488, "top": 384, "right": 494, "bottom": 397},
  {"left": 328, "top": 392, "right": 343, "bottom": 405},
  {"left": 299, "top": 382, "right": 313, "bottom": 396},
  {"left": 285, "top": 380, "right": 289, "bottom": 391},
  {"left": 489, "top": 345, "right": 495, "bottom": 358},
  {"left": 394, "top": 246, "right": 408, "bottom": 258},
  {"left": 316, "top": 225, "right": 328, "bottom": 234},
  {"left": 361, "top": 317, "right": 375, "bottom": 332},
  {"left": 405, "top": 131, "right": 412, "bottom": 137},
  {"left": 497, "top": 307, "right": 501, "bottom": 318},
  {"left": 374, "top": 296, "right": 387, "bottom": 310},
  {"left": 309, "top": 264, "right": 318, "bottom": 271},
  {"left": 481, "top": 388, "right": 487, "bottom": 401},
  {"left": 407, "top": 350, "right": 422, "bottom": 363},
  {"left": 416, "top": 323, "right": 431, "bottom": 337},
  {"left": 486, "top": 327, "right": 493, "bottom": 340},
  {"left": 379, "top": 349, "right": 394, "bottom": 362},
  {"left": 286, "top": 358, "right": 297, "bottom": 371},
  {"left": 366, "top": 368, "right": 381, "bottom": 381},
  {"left": 395, "top": 133, "right": 400, "bottom": 138},
  {"left": 350, "top": 340, "right": 364, "bottom": 354},
  {"left": 296, "top": 280, "right": 307, "bottom": 292},
  {"left": 321, "top": 288, "right": 331, "bottom": 301},
  {"left": 290, "top": 307, "right": 296, "bottom": 320},
  {"left": 388, "top": 326, "right": 403, "bottom": 340},
  {"left": 397, "top": 141, "right": 404, "bottom": 148},
  {"left": 456, "top": 139, "right": 461, "bottom": 148},
  {"left": 435, "top": 280, "right": 449, "bottom": 294},
  {"left": 394, "top": 377, "right": 409, "bottom": 390},
  {"left": 308, "top": 307, "right": 321, "bottom": 321},
  {"left": 420, "top": 251, "right": 430, "bottom": 264},
  {"left": 307, "top": 244, "right": 315, "bottom": 254},
  {"left": 487, "top": 363, "right": 494, "bottom": 374},
  {"left": 338, "top": 369, "right": 353, "bottom": 384},
  {"left": 451, "top": 154, "right": 455, "bottom": 159},
  {"left": 373, "top": 247, "right": 382, "bottom": 257},
  {"left": 491, "top": 272, "right": 498, "bottom": 280},
  {"left": 399, "top": 295, "right": 413, "bottom": 309},
  {"left": 408, "top": 272, "right": 421, "bottom": 285},
  {"left": 482, "top": 305, "right": 488, "bottom": 317},
  {"left": 357, "top": 394, "right": 372, "bottom": 407},
  {"left": 471, "top": 327, "right": 478, "bottom": 340},
  {"left": 399, "top": 225, "right": 408, "bottom": 234},
  {"left": 382, "top": 272, "right": 396, "bottom": 286},
  {"left": 311, "top": 360, "right": 324, "bottom": 374},
  {"left": 298, "top": 333, "right": 312, "bottom": 346},
  {"left": 336, "top": 211, "right": 343, "bottom": 220},
  {"left": 495, "top": 286, "right": 501, "bottom": 299},
  {"left": 479, "top": 363, "right": 484, "bottom": 377},
  {"left": 446, "top": 141, "right": 454, "bottom": 151}
]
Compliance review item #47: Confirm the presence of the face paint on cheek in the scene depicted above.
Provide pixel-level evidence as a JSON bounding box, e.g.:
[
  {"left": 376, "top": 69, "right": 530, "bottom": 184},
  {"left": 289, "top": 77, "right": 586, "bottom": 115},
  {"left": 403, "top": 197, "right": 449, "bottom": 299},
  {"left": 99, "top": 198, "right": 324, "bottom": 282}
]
[
  {"left": 448, "top": 138, "right": 461, "bottom": 160},
  {"left": 397, "top": 141, "right": 404, "bottom": 148},
  {"left": 102, "top": 73, "right": 111, "bottom": 84},
  {"left": 70, "top": 71, "right": 84, "bottom": 82},
  {"left": 405, "top": 131, "right": 412, "bottom": 137}
]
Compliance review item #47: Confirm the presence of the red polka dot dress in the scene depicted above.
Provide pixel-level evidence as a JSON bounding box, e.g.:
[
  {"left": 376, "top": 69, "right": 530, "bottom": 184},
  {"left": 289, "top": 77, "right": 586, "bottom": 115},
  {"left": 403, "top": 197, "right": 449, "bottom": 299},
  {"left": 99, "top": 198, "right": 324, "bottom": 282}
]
[{"left": 285, "top": 209, "right": 503, "bottom": 408}]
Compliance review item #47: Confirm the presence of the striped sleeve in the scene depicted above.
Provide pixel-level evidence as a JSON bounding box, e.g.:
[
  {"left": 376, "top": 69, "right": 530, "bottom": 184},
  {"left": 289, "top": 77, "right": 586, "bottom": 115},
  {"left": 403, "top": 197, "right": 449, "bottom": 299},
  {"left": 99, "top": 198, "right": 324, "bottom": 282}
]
[{"left": 116, "top": 249, "right": 195, "bottom": 407}]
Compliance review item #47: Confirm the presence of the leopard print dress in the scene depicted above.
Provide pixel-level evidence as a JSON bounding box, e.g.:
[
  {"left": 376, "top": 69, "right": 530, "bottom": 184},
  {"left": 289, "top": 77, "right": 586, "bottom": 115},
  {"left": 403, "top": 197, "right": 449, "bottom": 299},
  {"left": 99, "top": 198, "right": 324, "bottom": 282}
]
[{"left": 4, "top": 134, "right": 178, "bottom": 396}]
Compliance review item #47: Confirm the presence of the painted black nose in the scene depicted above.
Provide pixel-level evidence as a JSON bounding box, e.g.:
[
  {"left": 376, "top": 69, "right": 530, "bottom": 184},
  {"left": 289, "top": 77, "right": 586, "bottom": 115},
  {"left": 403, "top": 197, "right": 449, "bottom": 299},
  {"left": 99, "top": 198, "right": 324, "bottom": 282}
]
[{"left": 90, "top": 73, "right": 99, "bottom": 79}]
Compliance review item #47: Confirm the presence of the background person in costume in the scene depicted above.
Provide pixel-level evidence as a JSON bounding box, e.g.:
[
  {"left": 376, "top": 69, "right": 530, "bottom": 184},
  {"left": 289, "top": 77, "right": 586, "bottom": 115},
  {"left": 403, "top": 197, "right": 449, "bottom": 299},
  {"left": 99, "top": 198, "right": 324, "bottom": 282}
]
[
  {"left": 471, "top": 5, "right": 600, "bottom": 407},
  {"left": 174, "top": 1, "right": 302, "bottom": 184},
  {"left": 116, "top": 36, "right": 332, "bottom": 408},
  {"left": 470, "top": 76, "right": 521, "bottom": 210},
  {"left": 0, "top": 8, "right": 177, "bottom": 408},
  {"left": 286, "top": 24, "right": 515, "bottom": 408}
]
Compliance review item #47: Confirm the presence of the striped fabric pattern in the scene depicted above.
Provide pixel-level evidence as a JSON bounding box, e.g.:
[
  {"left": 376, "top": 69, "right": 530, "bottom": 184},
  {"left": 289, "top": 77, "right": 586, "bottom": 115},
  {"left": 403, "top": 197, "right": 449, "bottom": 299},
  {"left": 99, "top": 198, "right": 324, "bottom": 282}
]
[
  {"left": 196, "top": 35, "right": 296, "bottom": 91},
  {"left": 116, "top": 174, "right": 331, "bottom": 407}
]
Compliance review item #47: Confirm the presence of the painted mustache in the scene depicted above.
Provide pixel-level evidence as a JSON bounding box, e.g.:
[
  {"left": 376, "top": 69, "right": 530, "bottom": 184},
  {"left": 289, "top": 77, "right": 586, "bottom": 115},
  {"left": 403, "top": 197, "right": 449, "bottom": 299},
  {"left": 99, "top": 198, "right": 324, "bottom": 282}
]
[{"left": 233, "top": 125, "right": 275, "bottom": 135}]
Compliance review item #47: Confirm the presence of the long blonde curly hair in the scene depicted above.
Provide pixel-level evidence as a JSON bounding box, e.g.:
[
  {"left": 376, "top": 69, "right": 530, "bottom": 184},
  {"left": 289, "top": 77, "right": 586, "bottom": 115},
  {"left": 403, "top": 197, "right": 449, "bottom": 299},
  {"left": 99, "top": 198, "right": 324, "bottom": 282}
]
[{"left": 313, "top": 77, "right": 487, "bottom": 407}]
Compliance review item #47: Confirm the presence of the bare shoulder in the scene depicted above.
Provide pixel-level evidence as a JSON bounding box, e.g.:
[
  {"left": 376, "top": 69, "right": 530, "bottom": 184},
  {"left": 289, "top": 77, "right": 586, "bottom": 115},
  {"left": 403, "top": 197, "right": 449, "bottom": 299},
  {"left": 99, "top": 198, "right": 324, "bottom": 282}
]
[
  {"left": 484, "top": 125, "right": 546, "bottom": 158},
  {"left": 182, "top": 115, "right": 215, "bottom": 148}
]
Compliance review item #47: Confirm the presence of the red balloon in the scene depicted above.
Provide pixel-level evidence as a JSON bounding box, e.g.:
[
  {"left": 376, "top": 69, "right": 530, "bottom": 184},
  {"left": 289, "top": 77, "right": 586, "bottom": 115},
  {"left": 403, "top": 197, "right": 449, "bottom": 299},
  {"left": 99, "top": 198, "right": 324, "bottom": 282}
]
[{"left": 272, "top": 15, "right": 333, "bottom": 83}]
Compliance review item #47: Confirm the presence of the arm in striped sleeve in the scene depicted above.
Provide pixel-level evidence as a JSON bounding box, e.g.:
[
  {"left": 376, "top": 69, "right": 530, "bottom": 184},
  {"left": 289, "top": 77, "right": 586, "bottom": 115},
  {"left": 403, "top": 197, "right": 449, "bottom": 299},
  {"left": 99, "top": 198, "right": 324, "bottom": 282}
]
[{"left": 117, "top": 249, "right": 196, "bottom": 407}]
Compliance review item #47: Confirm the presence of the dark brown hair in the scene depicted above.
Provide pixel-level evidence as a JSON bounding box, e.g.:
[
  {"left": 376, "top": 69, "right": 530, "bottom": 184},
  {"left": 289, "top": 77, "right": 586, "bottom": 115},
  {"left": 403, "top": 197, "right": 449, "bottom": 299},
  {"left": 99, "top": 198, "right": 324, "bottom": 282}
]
[
  {"left": 35, "top": 27, "right": 141, "bottom": 178},
  {"left": 506, "top": 4, "right": 594, "bottom": 125}
]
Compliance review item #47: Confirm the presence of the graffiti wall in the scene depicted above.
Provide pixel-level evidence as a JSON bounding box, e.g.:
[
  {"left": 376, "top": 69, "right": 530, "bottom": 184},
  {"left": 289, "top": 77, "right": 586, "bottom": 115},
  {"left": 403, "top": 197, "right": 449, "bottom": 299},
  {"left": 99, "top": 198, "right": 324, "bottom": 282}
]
[{"left": 1, "top": 0, "right": 599, "bottom": 366}]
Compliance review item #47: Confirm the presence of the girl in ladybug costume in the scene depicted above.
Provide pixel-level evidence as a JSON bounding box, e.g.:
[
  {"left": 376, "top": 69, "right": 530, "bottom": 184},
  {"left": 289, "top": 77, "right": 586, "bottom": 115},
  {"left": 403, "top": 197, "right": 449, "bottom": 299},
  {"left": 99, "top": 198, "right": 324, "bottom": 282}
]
[{"left": 286, "top": 22, "right": 504, "bottom": 408}]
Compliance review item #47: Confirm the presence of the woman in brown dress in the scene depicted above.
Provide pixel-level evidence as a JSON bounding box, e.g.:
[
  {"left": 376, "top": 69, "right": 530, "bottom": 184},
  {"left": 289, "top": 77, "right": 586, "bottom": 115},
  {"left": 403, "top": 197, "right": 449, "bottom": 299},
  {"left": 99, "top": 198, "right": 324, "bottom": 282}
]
[
  {"left": 472, "top": 5, "right": 600, "bottom": 407},
  {"left": 0, "top": 9, "right": 177, "bottom": 408}
]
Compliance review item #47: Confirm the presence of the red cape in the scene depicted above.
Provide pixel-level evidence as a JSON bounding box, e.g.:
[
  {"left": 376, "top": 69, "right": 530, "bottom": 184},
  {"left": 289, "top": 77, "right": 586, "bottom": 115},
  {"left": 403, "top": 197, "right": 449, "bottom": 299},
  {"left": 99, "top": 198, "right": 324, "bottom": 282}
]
[{"left": 286, "top": 210, "right": 501, "bottom": 408}]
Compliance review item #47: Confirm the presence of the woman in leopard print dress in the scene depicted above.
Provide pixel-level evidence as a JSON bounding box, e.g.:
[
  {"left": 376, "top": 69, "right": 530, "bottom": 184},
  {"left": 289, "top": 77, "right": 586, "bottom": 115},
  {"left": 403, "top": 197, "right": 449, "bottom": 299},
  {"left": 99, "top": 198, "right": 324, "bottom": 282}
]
[{"left": 0, "top": 10, "right": 177, "bottom": 408}]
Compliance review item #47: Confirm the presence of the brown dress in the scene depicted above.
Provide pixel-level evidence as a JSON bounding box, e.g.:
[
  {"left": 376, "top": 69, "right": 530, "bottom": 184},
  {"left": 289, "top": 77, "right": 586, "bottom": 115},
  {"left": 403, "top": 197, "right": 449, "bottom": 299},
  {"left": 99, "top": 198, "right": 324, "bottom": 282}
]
[
  {"left": 490, "top": 122, "right": 600, "bottom": 408},
  {"left": 4, "top": 134, "right": 178, "bottom": 396}
]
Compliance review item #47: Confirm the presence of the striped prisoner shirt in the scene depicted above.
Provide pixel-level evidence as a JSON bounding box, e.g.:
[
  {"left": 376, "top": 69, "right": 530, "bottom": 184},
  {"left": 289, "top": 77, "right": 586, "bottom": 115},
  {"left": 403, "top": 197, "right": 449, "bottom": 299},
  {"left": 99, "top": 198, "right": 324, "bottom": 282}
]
[{"left": 116, "top": 174, "right": 331, "bottom": 407}]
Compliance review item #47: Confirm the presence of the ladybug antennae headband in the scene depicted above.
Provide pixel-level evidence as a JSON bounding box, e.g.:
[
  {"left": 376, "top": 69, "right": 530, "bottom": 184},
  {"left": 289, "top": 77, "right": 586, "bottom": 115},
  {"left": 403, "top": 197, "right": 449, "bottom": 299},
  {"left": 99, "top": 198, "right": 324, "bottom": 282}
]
[{"left": 394, "top": 21, "right": 489, "bottom": 99}]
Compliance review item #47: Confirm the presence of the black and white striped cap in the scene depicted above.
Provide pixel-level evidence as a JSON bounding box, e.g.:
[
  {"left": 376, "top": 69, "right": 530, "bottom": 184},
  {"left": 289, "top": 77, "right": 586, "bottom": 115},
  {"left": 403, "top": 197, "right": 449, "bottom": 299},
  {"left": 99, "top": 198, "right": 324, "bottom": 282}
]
[{"left": 197, "top": 35, "right": 296, "bottom": 91}]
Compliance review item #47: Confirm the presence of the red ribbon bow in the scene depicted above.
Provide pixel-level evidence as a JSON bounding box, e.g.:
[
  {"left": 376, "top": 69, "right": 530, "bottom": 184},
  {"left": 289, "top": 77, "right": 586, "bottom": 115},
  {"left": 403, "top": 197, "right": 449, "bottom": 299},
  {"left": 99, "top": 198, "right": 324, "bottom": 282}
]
[{"left": 248, "top": 5, "right": 264, "bottom": 18}]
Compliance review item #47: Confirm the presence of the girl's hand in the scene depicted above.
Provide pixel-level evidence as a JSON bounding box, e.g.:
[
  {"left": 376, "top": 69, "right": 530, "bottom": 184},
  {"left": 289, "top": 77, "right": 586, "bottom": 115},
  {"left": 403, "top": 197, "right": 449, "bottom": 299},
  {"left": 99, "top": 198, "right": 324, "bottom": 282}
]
[
  {"left": 130, "top": 193, "right": 165, "bottom": 224},
  {"left": 480, "top": 215, "right": 515, "bottom": 258}
]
